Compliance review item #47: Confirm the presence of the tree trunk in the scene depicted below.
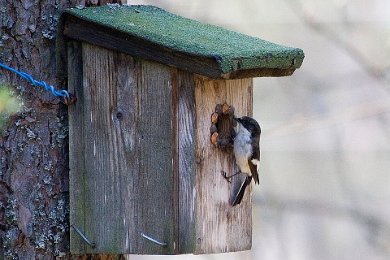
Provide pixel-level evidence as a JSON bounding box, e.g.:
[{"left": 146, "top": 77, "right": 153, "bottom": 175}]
[{"left": 0, "top": 0, "right": 124, "bottom": 259}]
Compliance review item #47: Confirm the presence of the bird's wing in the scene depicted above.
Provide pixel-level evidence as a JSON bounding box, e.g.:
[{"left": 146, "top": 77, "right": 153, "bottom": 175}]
[{"left": 232, "top": 176, "right": 252, "bottom": 206}]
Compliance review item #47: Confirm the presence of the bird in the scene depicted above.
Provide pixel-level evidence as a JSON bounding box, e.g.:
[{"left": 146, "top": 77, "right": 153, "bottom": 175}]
[{"left": 223, "top": 116, "right": 261, "bottom": 206}]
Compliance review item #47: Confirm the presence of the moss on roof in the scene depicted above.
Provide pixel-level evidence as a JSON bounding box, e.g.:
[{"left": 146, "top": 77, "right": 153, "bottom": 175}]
[{"left": 61, "top": 5, "right": 304, "bottom": 75}]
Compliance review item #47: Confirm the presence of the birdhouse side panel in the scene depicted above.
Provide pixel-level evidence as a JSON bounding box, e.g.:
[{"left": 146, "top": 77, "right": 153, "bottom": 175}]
[{"left": 194, "top": 76, "right": 253, "bottom": 253}]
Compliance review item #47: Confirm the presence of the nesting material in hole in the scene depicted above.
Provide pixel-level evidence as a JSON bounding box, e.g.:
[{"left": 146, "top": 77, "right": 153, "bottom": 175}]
[{"left": 210, "top": 103, "right": 236, "bottom": 150}]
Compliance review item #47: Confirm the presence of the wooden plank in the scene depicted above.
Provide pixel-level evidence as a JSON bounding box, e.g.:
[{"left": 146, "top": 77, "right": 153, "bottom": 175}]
[
  {"left": 67, "top": 41, "right": 86, "bottom": 253},
  {"left": 62, "top": 15, "right": 298, "bottom": 80},
  {"left": 170, "top": 68, "right": 180, "bottom": 254},
  {"left": 175, "top": 70, "right": 197, "bottom": 253},
  {"left": 69, "top": 43, "right": 175, "bottom": 254},
  {"left": 81, "top": 43, "right": 131, "bottom": 253},
  {"left": 136, "top": 56, "right": 175, "bottom": 254},
  {"left": 194, "top": 76, "right": 253, "bottom": 253},
  {"left": 108, "top": 50, "right": 139, "bottom": 253}
]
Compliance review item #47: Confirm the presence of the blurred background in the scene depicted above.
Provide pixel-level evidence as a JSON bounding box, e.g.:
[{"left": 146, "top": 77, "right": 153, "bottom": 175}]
[{"left": 127, "top": 0, "right": 390, "bottom": 260}]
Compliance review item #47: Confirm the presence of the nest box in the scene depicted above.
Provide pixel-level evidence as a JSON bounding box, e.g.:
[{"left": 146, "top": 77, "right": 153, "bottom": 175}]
[{"left": 57, "top": 5, "right": 304, "bottom": 255}]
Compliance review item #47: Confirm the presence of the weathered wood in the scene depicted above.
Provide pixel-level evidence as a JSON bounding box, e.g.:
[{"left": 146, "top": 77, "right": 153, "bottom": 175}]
[
  {"left": 69, "top": 43, "right": 175, "bottom": 254},
  {"left": 176, "top": 70, "right": 197, "bottom": 253},
  {"left": 67, "top": 41, "right": 86, "bottom": 253},
  {"left": 68, "top": 43, "right": 253, "bottom": 255},
  {"left": 194, "top": 76, "right": 253, "bottom": 253},
  {"left": 136, "top": 54, "right": 175, "bottom": 254}
]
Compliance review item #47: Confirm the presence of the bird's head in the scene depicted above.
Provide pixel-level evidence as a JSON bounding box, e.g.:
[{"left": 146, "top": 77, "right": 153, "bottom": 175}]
[{"left": 234, "top": 116, "right": 261, "bottom": 138}]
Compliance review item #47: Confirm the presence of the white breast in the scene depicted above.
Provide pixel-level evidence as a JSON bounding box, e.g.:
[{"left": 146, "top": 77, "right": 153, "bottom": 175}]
[{"left": 233, "top": 124, "right": 253, "bottom": 176}]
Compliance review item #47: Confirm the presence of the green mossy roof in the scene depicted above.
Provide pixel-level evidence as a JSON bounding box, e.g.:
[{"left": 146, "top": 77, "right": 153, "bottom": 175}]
[{"left": 61, "top": 5, "right": 304, "bottom": 76}]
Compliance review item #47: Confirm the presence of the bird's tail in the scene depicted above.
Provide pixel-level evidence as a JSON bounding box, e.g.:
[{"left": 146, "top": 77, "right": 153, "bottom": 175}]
[{"left": 231, "top": 176, "right": 252, "bottom": 206}]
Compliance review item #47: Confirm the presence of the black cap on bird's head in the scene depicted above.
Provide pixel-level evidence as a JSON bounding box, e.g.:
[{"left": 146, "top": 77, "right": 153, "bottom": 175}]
[{"left": 234, "top": 116, "right": 261, "bottom": 137}]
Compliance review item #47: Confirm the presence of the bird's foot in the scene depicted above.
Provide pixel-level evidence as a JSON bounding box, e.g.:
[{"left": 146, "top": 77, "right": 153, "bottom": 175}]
[
  {"left": 221, "top": 171, "right": 231, "bottom": 183},
  {"left": 221, "top": 171, "right": 240, "bottom": 183}
]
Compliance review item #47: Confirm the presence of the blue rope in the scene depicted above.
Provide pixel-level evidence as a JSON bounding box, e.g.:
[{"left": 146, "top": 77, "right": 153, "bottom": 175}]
[{"left": 0, "top": 62, "right": 70, "bottom": 99}]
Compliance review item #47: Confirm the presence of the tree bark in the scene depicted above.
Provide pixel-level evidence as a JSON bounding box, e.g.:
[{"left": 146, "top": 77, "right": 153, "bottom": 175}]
[{"left": 0, "top": 0, "right": 124, "bottom": 259}]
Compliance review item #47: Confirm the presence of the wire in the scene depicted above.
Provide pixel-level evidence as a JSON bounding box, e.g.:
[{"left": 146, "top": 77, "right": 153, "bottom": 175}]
[{"left": 0, "top": 62, "right": 70, "bottom": 99}]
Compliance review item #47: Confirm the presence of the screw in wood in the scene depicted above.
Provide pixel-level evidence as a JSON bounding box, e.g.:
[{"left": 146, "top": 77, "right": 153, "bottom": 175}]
[
  {"left": 141, "top": 232, "right": 167, "bottom": 247},
  {"left": 71, "top": 224, "right": 96, "bottom": 248}
]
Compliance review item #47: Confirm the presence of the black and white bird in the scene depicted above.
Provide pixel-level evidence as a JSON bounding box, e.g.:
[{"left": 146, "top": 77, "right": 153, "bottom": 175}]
[{"left": 230, "top": 116, "right": 261, "bottom": 206}]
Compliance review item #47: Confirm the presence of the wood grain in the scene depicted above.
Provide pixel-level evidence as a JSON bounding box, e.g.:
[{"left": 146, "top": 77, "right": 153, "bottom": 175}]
[
  {"left": 136, "top": 55, "right": 175, "bottom": 254},
  {"left": 68, "top": 43, "right": 253, "bottom": 255},
  {"left": 194, "top": 76, "right": 253, "bottom": 253},
  {"left": 69, "top": 43, "right": 175, "bottom": 254},
  {"left": 68, "top": 41, "right": 86, "bottom": 253},
  {"left": 176, "top": 70, "right": 197, "bottom": 253}
]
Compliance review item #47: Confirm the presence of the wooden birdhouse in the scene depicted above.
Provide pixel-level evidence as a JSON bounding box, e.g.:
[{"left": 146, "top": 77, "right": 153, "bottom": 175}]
[{"left": 57, "top": 5, "right": 304, "bottom": 255}]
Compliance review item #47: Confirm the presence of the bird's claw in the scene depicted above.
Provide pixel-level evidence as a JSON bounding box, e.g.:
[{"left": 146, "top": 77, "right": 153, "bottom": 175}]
[{"left": 221, "top": 171, "right": 232, "bottom": 183}]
